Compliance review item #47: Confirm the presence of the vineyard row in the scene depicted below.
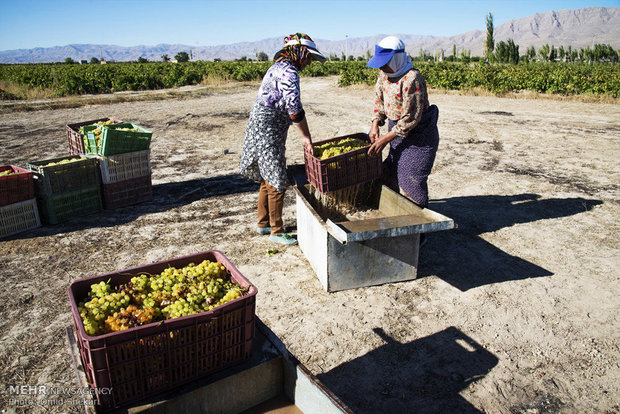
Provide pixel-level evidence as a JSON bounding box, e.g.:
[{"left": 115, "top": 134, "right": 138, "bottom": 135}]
[{"left": 0, "top": 61, "right": 618, "bottom": 97}]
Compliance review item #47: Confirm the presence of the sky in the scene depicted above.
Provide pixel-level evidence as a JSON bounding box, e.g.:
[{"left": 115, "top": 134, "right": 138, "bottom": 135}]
[{"left": 0, "top": 0, "right": 618, "bottom": 51}]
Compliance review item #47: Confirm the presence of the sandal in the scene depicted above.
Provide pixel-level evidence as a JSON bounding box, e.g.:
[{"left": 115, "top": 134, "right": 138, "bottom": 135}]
[
  {"left": 269, "top": 233, "right": 297, "bottom": 245},
  {"left": 257, "top": 226, "right": 271, "bottom": 235}
]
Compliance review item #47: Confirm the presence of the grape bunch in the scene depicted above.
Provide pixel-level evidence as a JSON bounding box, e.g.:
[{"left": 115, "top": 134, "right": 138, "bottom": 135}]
[
  {"left": 80, "top": 120, "right": 123, "bottom": 152},
  {"left": 313, "top": 137, "right": 369, "bottom": 160},
  {"left": 78, "top": 283, "right": 131, "bottom": 336},
  {"left": 105, "top": 305, "right": 158, "bottom": 332},
  {"left": 77, "top": 260, "right": 248, "bottom": 336},
  {"left": 0, "top": 168, "right": 23, "bottom": 177},
  {"left": 39, "top": 158, "right": 82, "bottom": 168}
]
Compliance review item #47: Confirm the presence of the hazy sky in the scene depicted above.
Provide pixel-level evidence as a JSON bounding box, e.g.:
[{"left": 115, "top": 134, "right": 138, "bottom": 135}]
[{"left": 0, "top": 0, "right": 618, "bottom": 50}]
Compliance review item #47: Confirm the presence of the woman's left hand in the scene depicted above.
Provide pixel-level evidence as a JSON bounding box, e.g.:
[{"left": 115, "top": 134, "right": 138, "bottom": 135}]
[
  {"left": 368, "top": 130, "right": 397, "bottom": 156},
  {"left": 368, "top": 136, "right": 388, "bottom": 156}
]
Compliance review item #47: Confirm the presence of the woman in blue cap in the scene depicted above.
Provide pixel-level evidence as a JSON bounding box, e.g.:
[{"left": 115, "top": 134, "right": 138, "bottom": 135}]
[{"left": 366, "top": 36, "right": 439, "bottom": 213}]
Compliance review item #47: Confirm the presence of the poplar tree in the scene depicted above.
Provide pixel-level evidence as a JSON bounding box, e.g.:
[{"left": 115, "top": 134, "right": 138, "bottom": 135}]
[{"left": 484, "top": 12, "right": 495, "bottom": 62}]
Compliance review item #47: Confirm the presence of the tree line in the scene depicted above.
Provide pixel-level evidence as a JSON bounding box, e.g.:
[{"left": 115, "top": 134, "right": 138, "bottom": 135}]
[{"left": 483, "top": 12, "right": 618, "bottom": 64}]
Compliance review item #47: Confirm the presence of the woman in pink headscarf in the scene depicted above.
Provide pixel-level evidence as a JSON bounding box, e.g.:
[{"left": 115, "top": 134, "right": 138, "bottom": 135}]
[{"left": 367, "top": 36, "right": 439, "bottom": 211}]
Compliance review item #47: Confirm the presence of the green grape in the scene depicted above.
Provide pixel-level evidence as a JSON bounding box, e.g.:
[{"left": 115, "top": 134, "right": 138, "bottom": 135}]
[{"left": 78, "top": 260, "right": 248, "bottom": 336}]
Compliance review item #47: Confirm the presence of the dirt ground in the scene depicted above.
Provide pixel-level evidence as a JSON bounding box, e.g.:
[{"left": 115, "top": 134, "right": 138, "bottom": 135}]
[{"left": 0, "top": 76, "right": 618, "bottom": 414}]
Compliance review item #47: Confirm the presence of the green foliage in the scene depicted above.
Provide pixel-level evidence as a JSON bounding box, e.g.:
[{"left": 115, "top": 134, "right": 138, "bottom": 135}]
[
  {"left": 496, "top": 39, "right": 519, "bottom": 64},
  {"left": 175, "top": 51, "right": 189, "bottom": 62},
  {"left": 485, "top": 12, "right": 495, "bottom": 60},
  {"left": 0, "top": 60, "right": 617, "bottom": 98},
  {"left": 336, "top": 61, "right": 620, "bottom": 97},
  {"left": 337, "top": 62, "right": 378, "bottom": 86}
]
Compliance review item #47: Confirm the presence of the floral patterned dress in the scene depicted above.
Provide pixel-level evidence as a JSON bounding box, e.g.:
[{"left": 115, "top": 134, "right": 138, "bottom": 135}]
[
  {"left": 240, "top": 61, "right": 302, "bottom": 193},
  {"left": 373, "top": 69, "right": 439, "bottom": 208}
]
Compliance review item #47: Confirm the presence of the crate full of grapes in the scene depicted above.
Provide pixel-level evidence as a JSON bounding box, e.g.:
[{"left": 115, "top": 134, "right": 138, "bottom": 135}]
[
  {"left": 86, "top": 122, "right": 152, "bottom": 156},
  {"left": 27, "top": 155, "right": 99, "bottom": 197},
  {"left": 304, "top": 133, "right": 382, "bottom": 193},
  {"left": 0, "top": 165, "right": 34, "bottom": 207},
  {"left": 66, "top": 118, "right": 122, "bottom": 155},
  {"left": 68, "top": 250, "right": 257, "bottom": 411}
]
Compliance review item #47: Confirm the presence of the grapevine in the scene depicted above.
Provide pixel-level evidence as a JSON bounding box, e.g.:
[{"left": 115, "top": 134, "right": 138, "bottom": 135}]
[
  {"left": 0, "top": 61, "right": 617, "bottom": 97},
  {"left": 77, "top": 260, "right": 248, "bottom": 336}
]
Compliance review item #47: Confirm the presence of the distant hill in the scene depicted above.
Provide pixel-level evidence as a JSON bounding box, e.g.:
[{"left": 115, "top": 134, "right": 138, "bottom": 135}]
[{"left": 0, "top": 7, "right": 618, "bottom": 63}]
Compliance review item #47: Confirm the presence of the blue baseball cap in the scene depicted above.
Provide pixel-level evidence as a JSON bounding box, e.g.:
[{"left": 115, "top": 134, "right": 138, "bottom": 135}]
[
  {"left": 367, "top": 36, "right": 407, "bottom": 68},
  {"left": 367, "top": 44, "right": 405, "bottom": 68}
]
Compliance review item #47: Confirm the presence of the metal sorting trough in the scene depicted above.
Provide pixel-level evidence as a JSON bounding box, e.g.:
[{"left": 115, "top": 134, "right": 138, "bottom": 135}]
[
  {"left": 66, "top": 318, "right": 350, "bottom": 413},
  {"left": 294, "top": 183, "right": 454, "bottom": 292}
]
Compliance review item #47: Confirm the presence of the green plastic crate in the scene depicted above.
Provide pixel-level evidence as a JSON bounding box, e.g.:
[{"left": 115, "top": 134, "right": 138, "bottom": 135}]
[
  {"left": 66, "top": 117, "right": 122, "bottom": 155},
  {"left": 87, "top": 123, "right": 152, "bottom": 156},
  {"left": 38, "top": 185, "right": 103, "bottom": 225},
  {"left": 27, "top": 156, "right": 99, "bottom": 197},
  {"left": 81, "top": 125, "right": 101, "bottom": 155}
]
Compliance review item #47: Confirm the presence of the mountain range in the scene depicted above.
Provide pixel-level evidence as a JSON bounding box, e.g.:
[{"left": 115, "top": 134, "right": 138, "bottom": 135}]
[{"left": 0, "top": 7, "right": 618, "bottom": 64}]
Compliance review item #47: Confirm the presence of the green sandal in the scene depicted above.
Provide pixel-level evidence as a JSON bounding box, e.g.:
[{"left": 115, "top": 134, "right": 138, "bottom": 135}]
[
  {"left": 269, "top": 233, "right": 297, "bottom": 245},
  {"left": 257, "top": 226, "right": 271, "bottom": 235}
]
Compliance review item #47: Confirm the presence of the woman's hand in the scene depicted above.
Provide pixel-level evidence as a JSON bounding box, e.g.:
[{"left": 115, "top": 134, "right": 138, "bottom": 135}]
[
  {"left": 368, "top": 136, "right": 388, "bottom": 156},
  {"left": 369, "top": 120, "right": 380, "bottom": 143},
  {"left": 303, "top": 136, "right": 312, "bottom": 151},
  {"left": 368, "top": 130, "right": 397, "bottom": 156}
]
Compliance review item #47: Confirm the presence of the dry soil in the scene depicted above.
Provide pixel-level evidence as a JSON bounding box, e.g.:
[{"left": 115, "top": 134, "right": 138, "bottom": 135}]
[{"left": 0, "top": 77, "right": 619, "bottom": 414}]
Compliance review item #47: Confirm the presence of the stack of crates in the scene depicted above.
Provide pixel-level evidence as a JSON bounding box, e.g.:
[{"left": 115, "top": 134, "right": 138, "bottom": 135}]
[
  {"left": 27, "top": 156, "right": 102, "bottom": 225},
  {"left": 0, "top": 165, "right": 40, "bottom": 238},
  {"left": 65, "top": 118, "right": 153, "bottom": 209},
  {"left": 99, "top": 150, "right": 152, "bottom": 209}
]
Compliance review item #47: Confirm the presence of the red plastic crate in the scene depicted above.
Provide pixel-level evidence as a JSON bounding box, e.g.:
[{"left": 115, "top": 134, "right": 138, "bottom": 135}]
[
  {"left": 102, "top": 174, "right": 152, "bottom": 209},
  {"left": 68, "top": 250, "right": 257, "bottom": 411},
  {"left": 66, "top": 117, "right": 122, "bottom": 155},
  {"left": 0, "top": 165, "right": 34, "bottom": 207},
  {"left": 304, "top": 133, "right": 382, "bottom": 194}
]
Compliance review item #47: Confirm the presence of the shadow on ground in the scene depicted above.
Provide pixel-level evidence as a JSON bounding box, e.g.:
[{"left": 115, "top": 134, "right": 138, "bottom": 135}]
[
  {"left": 317, "top": 326, "right": 498, "bottom": 414},
  {"left": 5, "top": 173, "right": 258, "bottom": 240},
  {"left": 419, "top": 194, "right": 602, "bottom": 290}
]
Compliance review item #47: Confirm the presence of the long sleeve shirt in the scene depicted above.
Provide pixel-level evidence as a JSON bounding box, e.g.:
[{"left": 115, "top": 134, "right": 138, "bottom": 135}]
[
  {"left": 372, "top": 69, "right": 429, "bottom": 137},
  {"left": 255, "top": 61, "right": 303, "bottom": 117}
]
